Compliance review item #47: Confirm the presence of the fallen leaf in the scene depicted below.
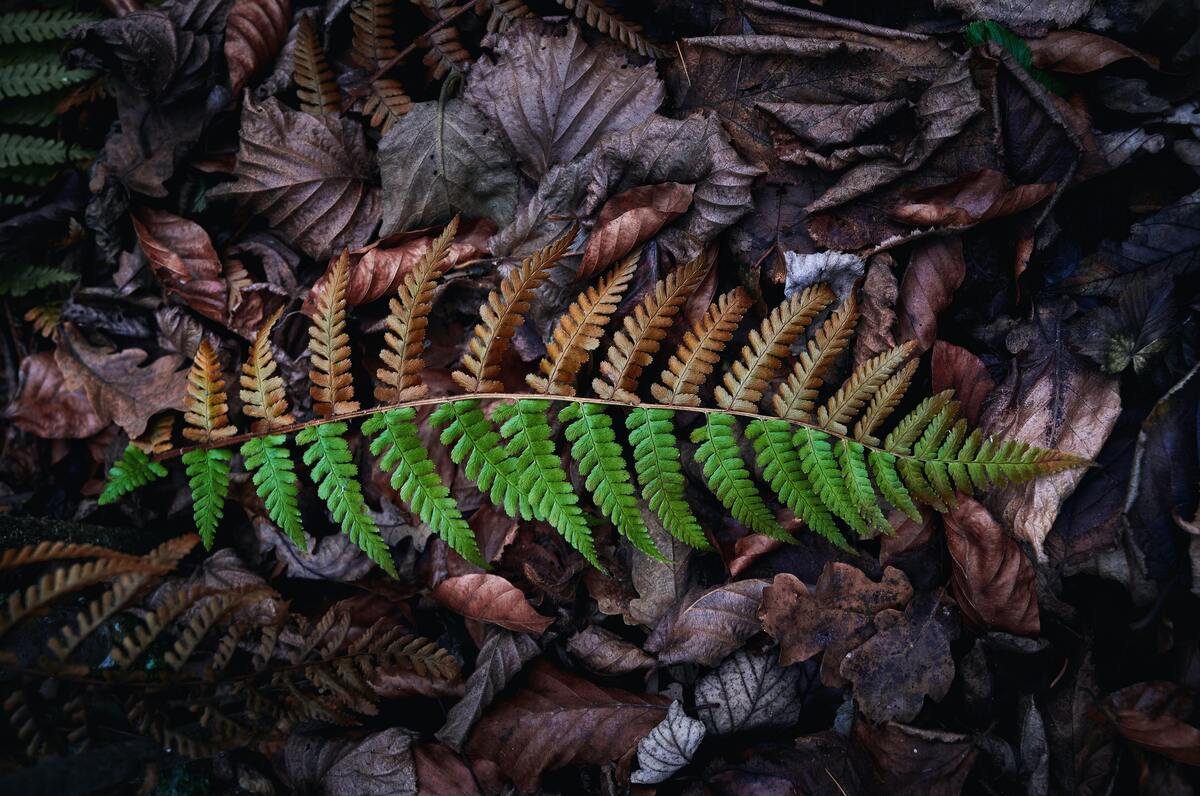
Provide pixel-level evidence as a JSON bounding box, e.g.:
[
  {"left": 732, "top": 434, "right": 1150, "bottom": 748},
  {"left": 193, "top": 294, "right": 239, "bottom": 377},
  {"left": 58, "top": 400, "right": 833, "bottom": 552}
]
[
  {"left": 567, "top": 626, "right": 655, "bottom": 674},
  {"left": 889, "top": 169, "right": 1056, "bottom": 228},
  {"left": 645, "top": 578, "right": 769, "bottom": 666},
  {"left": 758, "top": 98, "right": 908, "bottom": 148},
  {"left": 437, "top": 628, "right": 541, "bottom": 750},
  {"left": 131, "top": 207, "right": 234, "bottom": 330},
  {"left": 6, "top": 351, "right": 106, "bottom": 440},
  {"left": 1028, "top": 30, "right": 1160, "bottom": 74},
  {"left": 896, "top": 237, "right": 965, "bottom": 353},
  {"left": 255, "top": 518, "right": 375, "bottom": 582},
  {"left": 839, "top": 600, "right": 956, "bottom": 723},
  {"left": 464, "top": 18, "right": 664, "bottom": 181},
  {"left": 933, "top": 0, "right": 1093, "bottom": 28},
  {"left": 431, "top": 573, "right": 554, "bottom": 635},
  {"left": 852, "top": 719, "right": 977, "bottom": 796},
  {"left": 879, "top": 509, "right": 936, "bottom": 565},
  {"left": 490, "top": 155, "right": 593, "bottom": 258},
  {"left": 784, "top": 249, "right": 864, "bottom": 303},
  {"left": 287, "top": 728, "right": 418, "bottom": 796},
  {"left": 1103, "top": 682, "right": 1200, "bottom": 766},
  {"left": 630, "top": 701, "right": 706, "bottom": 784},
  {"left": 465, "top": 661, "right": 669, "bottom": 791},
  {"left": 945, "top": 497, "right": 1041, "bottom": 635},
  {"left": 854, "top": 254, "right": 898, "bottom": 369},
  {"left": 931, "top": 340, "right": 995, "bottom": 425},
  {"left": 1071, "top": 274, "right": 1174, "bottom": 376},
  {"left": 727, "top": 534, "right": 785, "bottom": 578},
  {"left": 579, "top": 182, "right": 695, "bottom": 279},
  {"left": 695, "top": 649, "right": 803, "bottom": 735},
  {"left": 224, "top": 0, "right": 291, "bottom": 95},
  {"left": 413, "top": 743, "right": 482, "bottom": 796},
  {"left": 628, "top": 516, "right": 695, "bottom": 628},
  {"left": 212, "top": 96, "right": 380, "bottom": 261},
  {"left": 55, "top": 323, "right": 189, "bottom": 439},
  {"left": 378, "top": 100, "right": 519, "bottom": 235}
]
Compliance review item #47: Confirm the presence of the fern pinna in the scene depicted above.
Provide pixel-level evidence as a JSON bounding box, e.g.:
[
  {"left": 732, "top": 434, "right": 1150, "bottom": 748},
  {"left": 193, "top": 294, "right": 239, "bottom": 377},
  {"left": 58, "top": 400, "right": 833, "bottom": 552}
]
[{"left": 102, "top": 221, "right": 1086, "bottom": 575}]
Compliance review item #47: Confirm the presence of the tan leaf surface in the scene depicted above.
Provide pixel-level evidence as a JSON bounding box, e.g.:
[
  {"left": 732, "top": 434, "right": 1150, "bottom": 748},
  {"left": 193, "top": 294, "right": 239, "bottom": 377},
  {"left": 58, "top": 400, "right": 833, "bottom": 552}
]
[
  {"left": 431, "top": 573, "right": 553, "bottom": 634},
  {"left": 567, "top": 626, "right": 655, "bottom": 674},
  {"left": 645, "top": 578, "right": 770, "bottom": 666},
  {"left": 6, "top": 351, "right": 106, "bottom": 440},
  {"left": 579, "top": 182, "right": 694, "bottom": 279},
  {"left": 945, "top": 497, "right": 1040, "bottom": 635},
  {"left": 131, "top": 207, "right": 228, "bottom": 327},
  {"left": 896, "top": 237, "right": 965, "bottom": 353},
  {"left": 889, "top": 168, "right": 1056, "bottom": 228}
]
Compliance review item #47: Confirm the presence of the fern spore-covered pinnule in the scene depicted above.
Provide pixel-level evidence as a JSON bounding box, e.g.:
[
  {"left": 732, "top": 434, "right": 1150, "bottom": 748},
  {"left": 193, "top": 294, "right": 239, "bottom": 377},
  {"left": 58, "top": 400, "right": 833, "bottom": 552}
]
[{"left": 101, "top": 223, "right": 1087, "bottom": 577}]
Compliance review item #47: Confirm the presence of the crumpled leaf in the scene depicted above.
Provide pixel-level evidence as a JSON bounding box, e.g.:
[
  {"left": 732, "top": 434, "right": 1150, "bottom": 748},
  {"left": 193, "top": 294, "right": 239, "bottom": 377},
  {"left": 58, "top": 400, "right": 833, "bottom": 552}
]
[
  {"left": 413, "top": 743, "right": 482, "bottom": 796},
  {"left": 784, "top": 249, "right": 864, "bottom": 303},
  {"left": 464, "top": 18, "right": 663, "bottom": 181},
  {"left": 896, "top": 237, "right": 965, "bottom": 353},
  {"left": 584, "top": 112, "right": 763, "bottom": 260},
  {"left": 212, "top": 96, "right": 380, "bottom": 261},
  {"left": 982, "top": 304, "right": 1122, "bottom": 559},
  {"left": 945, "top": 497, "right": 1041, "bottom": 635},
  {"left": 224, "top": 0, "right": 290, "bottom": 95},
  {"left": 839, "top": 599, "right": 956, "bottom": 723},
  {"left": 932, "top": 0, "right": 1093, "bottom": 28},
  {"left": 628, "top": 515, "right": 695, "bottom": 628},
  {"left": 255, "top": 518, "right": 375, "bottom": 582},
  {"left": 431, "top": 573, "right": 553, "bottom": 634},
  {"left": 630, "top": 701, "right": 706, "bottom": 784},
  {"left": 853, "top": 719, "right": 977, "bottom": 796},
  {"left": 758, "top": 98, "right": 908, "bottom": 148},
  {"left": 437, "top": 628, "right": 541, "bottom": 750},
  {"left": 579, "top": 182, "right": 694, "bottom": 279},
  {"left": 567, "top": 626, "right": 655, "bottom": 674},
  {"left": 378, "top": 99, "right": 519, "bottom": 235},
  {"left": 1028, "top": 30, "right": 1159, "bottom": 74},
  {"left": 490, "top": 155, "right": 594, "bottom": 258},
  {"left": 889, "top": 168, "right": 1056, "bottom": 228},
  {"left": 759, "top": 565, "right": 913, "bottom": 686},
  {"left": 695, "top": 649, "right": 803, "bottom": 735},
  {"left": 465, "top": 660, "right": 669, "bottom": 791},
  {"left": 6, "top": 351, "right": 106, "bottom": 440},
  {"left": 645, "top": 578, "right": 769, "bottom": 666},
  {"left": 931, "top": 340, "right": 995, "bottom": 425},
  {"left": 286, "top": 728, "right": 418, "bottom": 796},
  {"left": 1070, "top": 275, "right": 1173, "bottom": 375},
  {"left": 853, "top": 255, "right": 898, "bottom": 369},
  {"left": 54, "top": 323, "right": 189, "bottom": 439},
  {"left": 1102, "top": 681, "right": 1200, "bottom": 766}
]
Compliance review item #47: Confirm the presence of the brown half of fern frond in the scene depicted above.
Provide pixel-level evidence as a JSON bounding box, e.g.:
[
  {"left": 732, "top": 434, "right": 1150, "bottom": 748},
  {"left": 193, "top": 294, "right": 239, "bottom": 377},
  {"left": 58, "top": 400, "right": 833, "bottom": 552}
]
[
  {"left": 241, "top": 308, "right": 295, "bottom": 431},
  {"left": 294, "top": 14, "right": 340, "bottom": 116},
  {"left": 309, "top": 251, "right": 359, "bottom": 417},
  {"left": 350, "top": 0, "right": 399, "bottom": 69},
  {"left": 183, "top": 341, "right": 238, "bottom": 443},
  {"left": 453, "top": 224, "right": 579, "bottom": 393},
  {"left": 133, "top": 413, "right": 176, "bottom": 454},
  {"left": 651, "top": 287, "right": 753, "bottom": 406},
  {"left": 362, "top": 78, "right": 413, "bottom": 132},
  {"left": 772, "top": 295, "right": 860, "bottom": 421},
  {"left": 554, "top": 0, "right": 664, "bottom": 57}
]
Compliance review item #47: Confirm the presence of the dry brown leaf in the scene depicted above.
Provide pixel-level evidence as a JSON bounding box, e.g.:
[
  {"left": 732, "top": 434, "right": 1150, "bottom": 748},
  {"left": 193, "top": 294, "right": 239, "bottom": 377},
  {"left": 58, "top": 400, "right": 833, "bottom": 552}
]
[
  {"left": 758, "top": 98, "right": 908, "bottom": 147},
  {"left": 727, "top": 534, "right": 785, "bottom": 578},
  {"left": 932, "top": 0, "right": 1093, "bottom": 28},
  {"left": 945, "top": 497, "right": 1040, "bottom": 636},
  {"left": 896, "top": 237, "right": 965, "bottom": 353},
  {"left": 644, "top": 578, "right": 769, "bottom": 666},
  {"left": 854, "top": 254, "right": 898, "bottom": 369},
  {"left": 853, "top": 720, "right": 977, "bottom": 796},
  {"left": 437, "top": 628, "right": 541, "bottom": 750},
  {"left": 413, "top": 742, "right": 483, "bottom": 796},
  {"left": 579, "top": 182, "right": 695, "bottom": 279},
  {"left": 879, "top": 508, "right": 936, "bottom": 565},
  {"left": 930, "top": 340, "right": 995, "bottom": 426},
  {"left": 55, "top": 323, "right": 189, "bottom": 439},
  {"left": 431, "top": 573, "right": 553, "bottom": 635},
  {"left": 889, "top": 169, "right": 1056, "bottom": 228},
  {"left": 224, "top": 0, "right": 290, "bottom": 95},
  {"left": 1029, "top": 31, "right": 1160, "bottom": 74},
  {"left": 131, "top": 207, "right": 228, "bottom": 327},
  {"left": 465, "top": 661, "right": 669, "bottom": 791},
  {"left": 6, "top": 351, "right": 106, "bottom": 440},
  {"left": 567, "top": 626, "right": 655, "bottom": 674},
  {"left": 1103, "top": 682, "right": 1200, "bottom": 766}
]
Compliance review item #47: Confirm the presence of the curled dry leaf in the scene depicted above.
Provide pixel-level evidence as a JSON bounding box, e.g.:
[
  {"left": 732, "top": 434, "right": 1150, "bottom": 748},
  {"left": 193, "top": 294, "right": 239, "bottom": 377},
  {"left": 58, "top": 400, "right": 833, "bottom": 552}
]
[
  {"left": 465, "top": 661, "right": 669, "bottom": 791},
  {"left": 630, "top": 701, "right": 706, "bottom": 784},
  {"left": 6, "top": 351, "right": 106, "bottom": 440},
  {"left": 945, "top": 497, "right": 1040, "bottom": 636},
  {"left": 896, "top": 237, "right": 965, "bottom": 353},
  {"left": 695, "top": 649, "right": 803, "bottom": 735},
  {"left": 1028, "top": 30, "right": 1159, "bottom": 75},
  {"left": 579, "top": 182, "right": 695, "bottom": 279},
  {"left": 255, "top": 518, "right": 375, "bottom": 582},
  {"left": 1103, "top": 681, "right": 1200, "bottom": 766},
  {"left": 727, "top": 534, "right": 785, "bottom": 578},
  {"left": 567, "top": 626, "right": 655, "bottom": 674},
  {"left": 431, "top": 573, "right": 553, "bottom": 634},
  {"left": 645, "top": 578, "right": 769, "bottom": 666},
  {"left": 853, "top": 719, "right": 977, "bottom": 796},
  {"left": 213, "top": 97, "right": 380, "bottom": 261},
  {"left": 931, "top": 340, "right": 995, "bottom": 425},
  {"left": 224, "top": 0, "right": 291, "bottom": 95},
  {"left": 131, "top": 207, "right": 228, "bottom": 327},
  {"left": 889, "top": 169, "right": 1056, "bottom": 228},
  {"left": 932, "top": 0, "right": 1093, "bottom": 28},
  {"left": 437, "top": 628, "right": 541, "bottom": 750}
]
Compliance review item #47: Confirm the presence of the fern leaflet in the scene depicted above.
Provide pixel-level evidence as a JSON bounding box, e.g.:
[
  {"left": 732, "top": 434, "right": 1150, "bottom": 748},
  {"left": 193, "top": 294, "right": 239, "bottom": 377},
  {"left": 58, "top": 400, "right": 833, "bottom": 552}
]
[
  {"left": 243, "top": 435, "right": 304, "bottom": 550},
  {"left": 431, "top": 399, "right": 532, "bottom": 520},
  {"left": 628, "top": 407, "right": 707, "bottom": 549},
  {"left": 184, "top": 448, "right": 232, "bottom": 548},
  {"left": 692, "top": 413, "right": 786, "bottom": 540},
  {"left": 746, "top": 419, "right": 846, "bottom": 548},
  {"left": 99, "top": 445, "right": 168, "bottom": 505}
]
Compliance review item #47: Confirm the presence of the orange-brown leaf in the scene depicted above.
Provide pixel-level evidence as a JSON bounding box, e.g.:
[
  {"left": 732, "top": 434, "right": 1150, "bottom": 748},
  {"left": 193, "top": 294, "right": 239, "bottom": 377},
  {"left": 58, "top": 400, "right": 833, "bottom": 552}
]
[
  {"left": 308, "top": 251, "right": 359, "bottom": 417},
  {"left": 240, "top": 308, "right": 294, "bottom": 431},
  {"left": 579, "top": 182, "right": 694, "bottom": 279},
  {"left": 183, "top": 341, "right": 237, "bottom": 443},
  {"left": 225, "top": 0, "right": 290, "bottom": 95},
  {"left": 651, "top": 287, "right": 751, "bottom": 406},
  {"left": 944, "top": 498, "right": 1040, "bottom": 635},
  {"left": 430, "top": 573, "right": 553, "bottom": 634}
]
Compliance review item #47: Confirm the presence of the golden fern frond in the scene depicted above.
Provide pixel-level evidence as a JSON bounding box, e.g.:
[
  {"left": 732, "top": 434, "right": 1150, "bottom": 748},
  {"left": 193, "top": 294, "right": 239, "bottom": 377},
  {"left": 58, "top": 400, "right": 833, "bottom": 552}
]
[
  {"left": 817, "top": 342, "right": 916, "bottom": 436},
  {"left": 553, "top": 0, "right": 664, "bottom": 57},
  {"left": 593, "top": 254, "right": 710, "bottom": 402},
  {"left": 24, "top": 301, "right": 61, "bottom": 338},
  {"left": 241, "top": 308, "right": 294, "bottom": 432},
  {"left": 309, "top": 251, "right": 359, "bottom": 417},
  {"left": 376, "top": 217, "right": 460, "bottom": 403},
  {"left": 527, "top": 251, "right": 638, "bottom": 396},
  {"left": 351, "top": 0, "right": 398, "bottom": 68},
  {"left": 183, "top": 341, "right": 238, "bottom": 443},
  {"left": 385, "top": 634, "right": 462, "bottom": 680},
  {"left": 486, "top": 0, "right": 533, "bottom": 32},
  {"left": 127, "top": 700, "right": 222, "bottom": 759},
  {"left": 416, "top": 0, "right": 470, "bottom": 78},
  {"left": 362, "top": 78, "right": 413, "bottom": 132},
  {"left": 651, "top": 287, "right": 752, "bottom": 406},
  {"left": 253, "top": 623, "right": 282, "bottom": 671},
  {"left": 0, "top": 540, "right": 139, "bottom": 570},
  {"left": 452, "top": 225, "right": 578, "bottom": 393},
  {"left": 294, "top": 14, "right": 340, "bottom": 116},
  {"left": 133, "top": 413, "right": 176, "bottom": 454},
  {"left": 109, "top": 585, "right": 212, "bottom": 669},
  {"left": 854, "top": 359, "right": 918, "bottom": 446},
  {"left": 165, "top": 589, "right": 271, "bottom": 671},
  {"left": 716, "top": 285, "right": 835, "bottom": 412},
  {"left": 771, "top": 295, "right": 859, "bottom": 421}
]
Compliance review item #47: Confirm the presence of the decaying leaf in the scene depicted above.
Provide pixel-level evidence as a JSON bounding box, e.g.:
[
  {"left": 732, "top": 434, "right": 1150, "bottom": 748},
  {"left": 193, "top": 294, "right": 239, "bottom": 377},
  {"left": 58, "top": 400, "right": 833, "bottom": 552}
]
[
  {"left": 437, "top": 628, "right": 541, "bottom": 750},
  {"left": 896, "top": 238, "right": 965, "bottom": 353},
  {"left": 567, "top": 626, "right": 655, "bottom": 674},
  {"left": 1102, "top": 682, "right": 1200, "bottom": 766},
  {"left": 889, "top": 169, "right": 1056, "bottom": 228},
  {"left": 579, "top": 182, "right": 694, "bottom": 279},
  {"left": 6, "top": 351, "right": 106, "bottom": 440},
  {"left": 224, "top": 0, "right": 290, "bottom": 95},
  {"left": 695, "top": 649, "right": 803, "bottom": 735},
  {"left": 945, "top": 497, "right": 1040, "bottom": 635},
  {"left": 287, "top": 728, "right": 418, "bottom": 796},
  {"left": 853, "top": 719, "right": 977, "bottom": 796},
  {"left": 431, "top": 573, "right": 553, "bottom": 635},
  {"left": 630, "top": 701, "right": 706, "bottom": 784},
  {"left": 645, "top": 578, "right": 769, "bottom": 666}
]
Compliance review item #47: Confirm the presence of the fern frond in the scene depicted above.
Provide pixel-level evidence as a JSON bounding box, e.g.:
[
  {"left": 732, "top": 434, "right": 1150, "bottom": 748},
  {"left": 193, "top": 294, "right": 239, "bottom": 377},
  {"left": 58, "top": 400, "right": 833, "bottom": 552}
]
[
  {"left": 362, "top": 78, "right": 412, "bottom": 132},
  {"left": 854, "top": 359, "right": 918, "bottom": 445},
  {"left": 184, "top": 448, "right": 232, "bottom": 548},
  {"left": 552, "top": 0, "right": 664, "bottom": 57},
  {"left": 692, "top": 413, "right": 785, "bottom": 539},
  {"left": 99, "top": 445, "right": 168, "bottom": 505},
  {"left": 23, "top": 302, "right": 62, "bottom": 338},
  {"left": 717, "top": 284, "right": 833, "bottom": 412},
  {"left": 0, "top": 265, "right": 75, "bottom": 296},
  {"left": 494, "top": 399, "right": 599, "bottom": 567},
  {"left": 364, "top": 407, "right": 484, "bottom": 566},
  {"left": 628, "top": 407, "right": 707, "bottom": 549},
  {"left": 0, "top": 540, "right": 139, "bottom": 570},
  {"left": 241, "top": 308, "right": 295, "bottom": 432},
  {"left": 651, "top": 288, "right": 752, "bottom": 407},
  {"left": 816, "top": 342, "right": 915, "bottom": 436},
  {"left": 298, "top": 422, "right": 396, "bottom": 576},
  {"left": 0, "top": 57, "right": 93, "bottom": 99},
  {"left": 309, "top": 250, "right": 359, "bottom": 417},
  {"left": 834, "top": 439, "right": 890, "bottom": 534},
  {"left": 376, "top": 217, "right": 458, "bottom": 403},
  {"left": 527, "top": 251, "right": 637, "bottom": 396},
  {"left": 351, "top": 0, "right": 398, "bottom": 68},
  {"left": 183, "top": 341, "right": 237, "bottom": 443},
  {"left": 109, "top": 585, "right": 211, "bottom": 669},
  {"left": 884, "top": 391, "right": 955, "bottom": 454},
  {"left": 0, "top": 10, "right": 98, "bottom": 43},
  {"left": 416, "top": 0, "right": 471, "bottom": 78},
  {"left": 294, "top": 15, "right": 340, "bottom": 116},
  {"left": 453, "top": 225, "right": 578, "bottom": 393},
  {"left": 242, "top": 435, "right": 305, "bottom": 549},
  {"left": 772, "top": 296, "right": 859, "bottom": 421},
  {"left": 793, "top": 427, "right": 870, "bottom": 537},
  {"left": 868, "top": 451, "right": 922, "bottom": 521},
  {"left": 431, "top": 399, "right": 532, "bottom": 519},
  {"left": 133, "top": 414, "right": 176, "bottom": 455},
  {"left": 486, "top": 0, "right": 533, "bottom": 32},
  {"left": 166, "top": 589, "right": 269, "bottom": 671},
  {"left": 561, "top": 401, "right": 659, "bottom": 559},
  {"left": 746, "top": 419, "right": 847, "bottom": 548},
  {"left": 593, "top": 254, "right": 709, "bottom": 402}
]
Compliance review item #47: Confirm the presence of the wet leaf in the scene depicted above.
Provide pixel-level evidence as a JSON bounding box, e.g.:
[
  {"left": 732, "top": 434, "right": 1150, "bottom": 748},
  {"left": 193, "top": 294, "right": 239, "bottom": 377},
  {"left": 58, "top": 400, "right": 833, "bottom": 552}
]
[
  {"left": 1104, "top": 682, "right": 1200, "bottom": 766},
  {"left": 695, "top": 649, "right": 803, "bottom": 735},
  {"left": 630, "top": 701, "right": 705, "bottom": 784},
  {"left": 431, "top": 573, "right": 554, "bottom": 634},
  {"left": 852, "top": 720, "right": 977, "bottom": 796},
  {"left": 567, "top": 626, "right": 654, "bottom": 674}
]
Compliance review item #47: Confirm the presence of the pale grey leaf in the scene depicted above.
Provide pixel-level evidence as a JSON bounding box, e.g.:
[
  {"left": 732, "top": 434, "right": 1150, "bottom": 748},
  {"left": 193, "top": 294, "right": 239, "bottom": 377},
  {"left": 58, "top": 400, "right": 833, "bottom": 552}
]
[
  {"left": 757, "top": 99, "right": 907, "bottom": 147},
  {"left": 783, "top": 250, "right": 865, "bottom": 303},
  {"left": 695, "top": 649, "right": 803, "bottom": 735},
  {"left": 436, "top": 628, "right": 541, "bottom": 750},
  {"left": 490, "top": 154, "right": 594, "bottom": 258},
  {"left": 630, "top": 701, "right": 706, "bottom": 784}
]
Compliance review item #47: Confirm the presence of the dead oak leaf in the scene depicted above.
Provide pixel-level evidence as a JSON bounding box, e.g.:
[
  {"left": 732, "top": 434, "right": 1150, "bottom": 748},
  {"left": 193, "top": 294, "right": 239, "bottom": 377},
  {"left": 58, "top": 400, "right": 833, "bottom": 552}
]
[
  {"left": 55, "top": 323, "right": 189, "bottom": 439},
  {"left": 431, "top": 573, "right": 553, "bottom": 635}
]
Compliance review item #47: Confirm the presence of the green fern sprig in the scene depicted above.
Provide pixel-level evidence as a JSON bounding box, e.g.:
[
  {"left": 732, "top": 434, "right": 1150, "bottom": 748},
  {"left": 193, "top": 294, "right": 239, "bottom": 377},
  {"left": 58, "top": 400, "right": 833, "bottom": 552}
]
[
  {"left": 99, "top": 445, "right": 168, "bottom": 506},
  {"left": 0, "top": 265, "right": 75, "bottom": 297},
  {"left": 0, "top": 56, "right": 93, "bottom": 99},
  {"left": 0, "top": 10, "right": 99, "bottom": 44}
]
